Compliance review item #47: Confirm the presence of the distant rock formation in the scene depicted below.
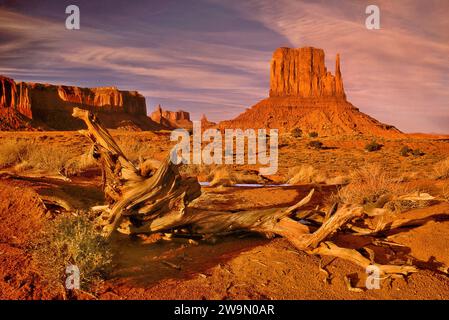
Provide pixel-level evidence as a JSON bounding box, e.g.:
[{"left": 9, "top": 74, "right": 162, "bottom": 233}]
[
  {"left": 220, "top": 47, "right": 402, "bottom": 137},
  {"left": 0, "top": 76, "right": 33, "bottom": 130},
  {"left": 201, "top": 114, "right": 216, "bottom": 129},
  {"left": 0, "top": 75, "right": 163, "bottom": 131},
  {"left": 150, "top": 104, "right": 193, "bottom": 129},
  {"left": 270, "top": 47, "right": 345, "bottom": 99}
]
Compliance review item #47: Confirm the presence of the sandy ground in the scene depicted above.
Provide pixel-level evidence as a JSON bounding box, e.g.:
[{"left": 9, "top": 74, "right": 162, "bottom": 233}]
[{"left": 0, "top": 131, "right": 448, "bottom": 300}]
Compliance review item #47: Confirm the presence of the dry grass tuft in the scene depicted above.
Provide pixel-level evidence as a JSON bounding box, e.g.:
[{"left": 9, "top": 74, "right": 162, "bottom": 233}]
[
  {"left": 434, "top": 158, "right": 449, "bottom": 180},
  {"left": 209, "top": 166, "right": 263, "bottom": 187},
  {"left": 332, "top": 163, "right": 408, "bottom": 205},
  {"left": 32, "top": 215, "right": 112, "bottom": 292},
  {"left": 116, "top": 136, "right": 153, "bottom": 163},
  {"left": 0, "top": 140, "right": 30, "bottom": 168},
  {"left": 0, "top": 139, "right": 77, "bottom": 173},
  {"left": 0, "top": 139, "right": 98, "bottom": 176},
  {"left": 287, "top": 165, "right": 327, "bottom": 184},
  {"left": 64, "top": 149, "right": 98, "bottom": 177}
]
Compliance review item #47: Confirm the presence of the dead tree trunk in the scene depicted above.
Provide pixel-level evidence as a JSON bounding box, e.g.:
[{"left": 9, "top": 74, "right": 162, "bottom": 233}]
[{"left": 73, "top": 107, "right": 417, "bottom": 277}]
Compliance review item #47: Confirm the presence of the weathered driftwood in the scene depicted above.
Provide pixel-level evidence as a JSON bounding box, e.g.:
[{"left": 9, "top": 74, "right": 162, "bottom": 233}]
[{"left": 73, "top": 107, "right": 418, "bottom": 277}]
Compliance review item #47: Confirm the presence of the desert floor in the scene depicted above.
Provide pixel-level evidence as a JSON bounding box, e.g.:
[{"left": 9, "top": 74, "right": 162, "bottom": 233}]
[{"left": 0, "top": 130, "right": 448, "bottom": 299}]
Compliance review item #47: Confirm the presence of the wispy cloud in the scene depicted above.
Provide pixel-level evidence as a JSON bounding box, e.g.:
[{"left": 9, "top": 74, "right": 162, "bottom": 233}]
[
  {"left": 0, "top": 1, "right": 448, "bottom": 132},
  {"left": 218, "top": 0, "right": 449, "bottom": 132},
  {"left": 0, "top": 6, "right": 272, "bottom": 120}
]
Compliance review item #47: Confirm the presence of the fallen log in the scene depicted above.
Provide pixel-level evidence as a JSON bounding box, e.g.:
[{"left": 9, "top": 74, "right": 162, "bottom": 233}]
[{"left": 72, "top": 107, "right": 419, "bottom": 277}]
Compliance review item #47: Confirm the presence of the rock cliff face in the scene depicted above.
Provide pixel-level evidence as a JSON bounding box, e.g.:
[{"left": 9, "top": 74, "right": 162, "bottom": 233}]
[
  {"left": 0, "top": 75, "right": 161, "bottom": 131},
  {"left": 220, "top": 47, "right": 402, "bottom": 137},
  {"left": 150, "top": 105, "right": 192, "bottom": 129},
  {"left": 269, "top": 47, "right": 345, "bottom": 99},
  {"left": 0, "top": 76, "right": 33, "bottom": 130},
  {"left": 201, "top": 114, "right": 216, "bottom": 129}
]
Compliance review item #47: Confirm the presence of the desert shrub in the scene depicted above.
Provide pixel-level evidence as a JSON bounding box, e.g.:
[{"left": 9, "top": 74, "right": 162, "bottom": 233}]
[
  {"left": 32, "top": 215, "right": 112, "bottom": 292},
  {"left": 64, "top": 149, "right": 98, "bottom": 177},
  {"left": 180, "top": 163, "right": 216, "bottom": 179},
  {"left": 412, "top": 149, "right": 424, "bottom": 157},
  {"left": 290, "top": 128, "right": 303, "bottom": 138},
  {"left": 325, "top": 175, "right": 350, "bottom": 185},
  {"left": 287, "top": 165, "right": 327, "bottom": 184},
  {"left": 332, "top": 164, "right": 408, "bottom": 205},
  {"left": 25, "top": 145, "right": 76, "bottom": 173},
  {"left": 400, "top": 146, "right": 413, "bottom": 157},
  {"left": 307, "top": 140, "right": 323, "bottom": 150},
  {"left": 308, "top": 131, "right": 319, "bottom": 138},
  {"left": 209, "top": 167, "right": 237, "bottom": 187},
  {"left": 0, "top": 140, "right": 31, "bottom": 168},
  {"left": 0, "top": 139, "right": 78, "bottom": 173},
  {"left": 209, "top": 166, "right": 262, "bottom": 187},
  {"left": 434, "top": 158, "right": 449, "bottom": 179},
  {"left": 116, "top": 136, "right": 153, "bottom": 162},
  {"left": 365, "top": 140, "right": 382, "bottom": 152}
]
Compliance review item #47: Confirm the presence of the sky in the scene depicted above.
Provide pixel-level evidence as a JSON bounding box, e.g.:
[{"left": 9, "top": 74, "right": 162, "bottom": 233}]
[{"left": 0, "top": 0, "right": 448, "bottom": 133}]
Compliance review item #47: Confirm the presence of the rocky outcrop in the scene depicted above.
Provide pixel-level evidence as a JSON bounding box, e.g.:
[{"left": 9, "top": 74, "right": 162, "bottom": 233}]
[
  {"left": 220, "top": 47, "right": 402, "bottom": 137},
  {"left": 55, "top": 85, "right": 146, "bottom": 116},
  {"left": 150, "top": 105, "right": 192, "bottom": 129},
  {"left": 201, "top": 114, "right": 216, "bottom": 129},
  {"left": 0, "top": 75, "right": 162, "bottom": 131},
  {"left": 0, "top": 76, "right": 33, "bottom": 130},
  {"left": 270, "top": 47, "right": 345, "bottom": 99}
]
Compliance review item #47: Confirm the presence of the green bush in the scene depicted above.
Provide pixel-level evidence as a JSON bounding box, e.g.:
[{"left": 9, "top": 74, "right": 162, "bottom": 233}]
[
  {"left": 308, "top": 132, "right": 319, "bottom": 138},
  {"left": 32, "top": 215, "right": 112, "bottom": 292},
  {"left": 365, "top": 140, "right": 382, "bottom": 152}
]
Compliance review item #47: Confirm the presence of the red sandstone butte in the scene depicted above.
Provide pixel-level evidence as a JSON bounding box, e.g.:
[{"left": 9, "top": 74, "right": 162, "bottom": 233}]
[
  {"left": 220, "top": 47, "right": 402, "bottom": 137},
  {"left": 0, "top": 75, "right": 162, "bottom": 131},
  {"left": 150, "top": 104, "right": 193, "bottom": 129}
]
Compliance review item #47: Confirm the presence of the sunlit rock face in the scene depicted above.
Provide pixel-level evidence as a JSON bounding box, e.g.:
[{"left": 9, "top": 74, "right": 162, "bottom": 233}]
[
  {"left": 269, "top": 47, "right": 345, "bottom": 99},
  {"left": 150, "top": 104, "right": 193, "bottom": 129},
  {"left": 220, "top": 47, "right": 402, "bottom": 137},
  {"left": 0, "top": 76, "right": 33, "bottom": 130},
  {"left": 0, "top": 75, "right": 161, "bottom": 130}
]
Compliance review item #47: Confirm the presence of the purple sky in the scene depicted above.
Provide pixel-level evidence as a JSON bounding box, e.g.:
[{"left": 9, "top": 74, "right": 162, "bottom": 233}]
[{"left": 0, "top": 0, "right": 448, "bottom": 133}]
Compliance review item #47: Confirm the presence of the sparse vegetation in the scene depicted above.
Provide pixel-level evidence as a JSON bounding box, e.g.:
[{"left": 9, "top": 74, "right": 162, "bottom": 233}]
[
  {"left": 287, "top": 165, "right": 326, "bottom": 184},
  {"left": 434, "top": 158, "right": 449, "bottom": 179},
  {"left": 32, "top": 215, "right": 112, "bottom": 292},
  {"left": 365, "top": 140, "right": 382, "bottom": 152},
  {"left": 331, "top": 164, "right": 408, "bottom": 205},
  {"left": 0, "top": 139, "right": 77, "bottom": 174},
  {"left": 116, "top": 135, "right": 154, "bottom": 163},
  {"left": 290, "top": 128, "right": 303, "bottom": 138},
  {"left": 400, "top": 146, "right": 413, "bottom": 157},
  {"left": 400, "top": 146, "right": 424, "bottom": 157},
  {"left": 307, "top": 140, "right": 323, "bottom": 150},
  {"left": 412, "top": 149, "right": 424, "bottom": 157},
  {"left": 209, "top": 166, "right": 263, "bottom": 187},
  {"left": 63, "top": 149, "right": 98, "bottom": 176},
  {"left": 0, "top": 140, "right": 30, "bottom": 168},
  {"left": 308, "top": 131, "right": 318, "bottom": 138}
]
